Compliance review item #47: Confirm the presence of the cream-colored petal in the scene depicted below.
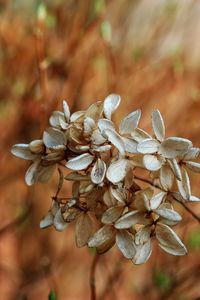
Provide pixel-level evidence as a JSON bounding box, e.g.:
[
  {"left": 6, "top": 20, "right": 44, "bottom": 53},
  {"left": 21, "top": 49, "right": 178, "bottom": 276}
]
[
  {"left": 11, "top": 144, "right": 36, "bottom": 160},
  {"left": 160, "top": 165, "right": 174, "bottom": 191},
  {"left": 143, "top": 154, "right": 162, "bottom": 171},
  {"left": 101, "top": 206, "right": 124, "bottom": 224},
  {"left": 104, "top": 128, "right": 125, "bottom": 156},
  {"left": 116, "top": 230, "right": 136, "bottom": 259},
  {"left": 156, "top": 223, "right": 187, "bottom": 256},
  {"left": 152, "top": 109, "right": 165, "bottom": 142},
  {"left": 106, "top": 158, "right": 128, "bottom": 184},
  {"left": 103, "top": 94, "right": 121, "bottom": 120},
  {"left": 88, "top": 225, "right": 116, "bottom": 248},
  {"left": 137, "top": 138, "right": 159, "bottom": 154},
  {"left": 119, "top": 109, "right": 141, "bottom": 134},
  {"left": 66, "top": 153, "right": 94, "bottom": 170},
  {"left": 91, "top": 158, "right": 106, "bottom": 184},
  {"left": 114, "top": 210, "right": 143, "bottom": 229},
  {"left": 63, "top": 100, "right": 70, "bottom": 122},
  {"left": 159, "top": 137, "right": 192, "bottom": 159},
  {"left": 132, "top": 239, "right": 152, "bottom": 265}
]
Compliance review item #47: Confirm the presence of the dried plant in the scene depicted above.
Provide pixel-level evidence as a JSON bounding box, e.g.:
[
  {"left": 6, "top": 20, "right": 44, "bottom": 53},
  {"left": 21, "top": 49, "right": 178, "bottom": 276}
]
[{"left": 11, "top": 94, "right": 200, "bottom": 265}]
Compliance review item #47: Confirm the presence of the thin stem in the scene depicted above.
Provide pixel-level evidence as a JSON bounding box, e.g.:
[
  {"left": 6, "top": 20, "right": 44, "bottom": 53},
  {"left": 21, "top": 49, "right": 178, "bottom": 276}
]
[
  {"left": 90, "top": 253, "right": 100, "bottom": 300},
  {"left": 134, "top": 175, "right": 200, "bottom": 223}
]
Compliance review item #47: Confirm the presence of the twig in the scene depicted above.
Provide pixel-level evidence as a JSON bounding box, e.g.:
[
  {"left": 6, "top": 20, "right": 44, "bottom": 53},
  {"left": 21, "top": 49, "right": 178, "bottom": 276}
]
[
  {"left": 90, "top": 253, "right": 100, "bottom": 300},
  {"left": 134, "top": 175, "right": 200, "bottom": 223}
]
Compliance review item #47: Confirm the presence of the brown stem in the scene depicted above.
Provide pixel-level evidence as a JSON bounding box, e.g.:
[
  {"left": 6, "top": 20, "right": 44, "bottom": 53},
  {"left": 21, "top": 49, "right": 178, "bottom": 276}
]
[
  {"left": 134, "top": 175, "right": 200, "bottom": 223},
  {"left": 90, "top": 253, "right": 100, "bottom": 300}
]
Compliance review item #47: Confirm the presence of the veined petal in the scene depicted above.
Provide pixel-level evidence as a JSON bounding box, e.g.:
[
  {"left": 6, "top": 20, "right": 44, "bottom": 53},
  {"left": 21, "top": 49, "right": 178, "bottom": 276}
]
[
  {"left": 122, "top": 137, "right": 138, "bottom": 154},
  {"left": 183, "top": 147, "right": 200, "bottom": 160},
  {"left": 167, "top": 159, "right": 182, "bottom": 181},
  {"left": 103, "top": 94, "right": 121, "bottom": 120},
  {"left": 185, "top": 161, "right": 200, "bottom": 173},
  {"left": 75, "top": 213, "right": 92, "bottom": 247},
  {"left": 66, "top": 153, "right": 94, "bottom": 170},
  {"left": 119, "top": 109, "right": 141, "bottom": 134},
  {"left": 104, "top": 128, "right": 125, "bottom": 156},
  {"left": 63, "top": 100, "right": 70, "bottom": 122},
  {"left": 43, "top": 128, "right": 67, "bottom": 148},
  {"left": 116, "top": 230, "right": 136, "bottom": 259},
  {"left": 91, "top": 129, "right": 106, "bottom": 145},
  {"left": 137, "top": 139, "right": 159, "bottom": 154},
  {"left": 177, "top": 168, "right": 191, "bottom": 200},
  {"left": 131, "top": 128, "right": 151, "bottom": 142},
  {"left": 101, "top": 206, "right": 124, "bottom": 224},
  {"left": 84, "top": 117, "right": 96, "bottom": 135},
  {"left": 88, "top": 225, "right": 116, "bottom": 248},
  {"left": 160, "top": 165, "right": 174, "bottom": 191},
  {"left": 143, "top": 155, "right": 162, "bottom": 171},
  {"left": 25, "top": 159, "right": 41, "bottom": 186},
  {"left": 155, "top": 208, "right": 182, "bottom": 222},
  {"left": 106, "top": 158, "right": 128, "bottom": 184},
  {"left": 98, "top": 119, "right": 115, "bottom": 136},
  {"left": 135, "top": 226, "right": 151, "bottom": 246},
  {"left": 114, "top": 210, "right": 143, "bottom": 229},
  {"left": 70, "top": 111, "right": 85, "bottom": 122},
  {"left": 150, "top": 192, "right": 166, "bottom": 210},
  {"left": 159, "top": 137, "right": 192, "bottom": 159},
  {"left": 11, "top": 144, "right": 36, "bottom": 160},
  {"left": 156, "top": 223, "right": 187, "bottom": 256},
  {"left": 132, "top": 239, "right": 152, "bottom": 265},
  {"left": 152, "top": 109, "right": 165, "bottom": 142},
  {"left": 49, "top": 111, "right": 64, "bottom": 127},
  {"left": 91, "top": 158, "right": 106, "bottom": 184}
]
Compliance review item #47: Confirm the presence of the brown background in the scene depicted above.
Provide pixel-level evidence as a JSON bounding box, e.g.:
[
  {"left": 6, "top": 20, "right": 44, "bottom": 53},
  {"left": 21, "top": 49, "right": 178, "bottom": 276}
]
[{"left": 1, "top": 0, "right": 200, "bottom": 299}]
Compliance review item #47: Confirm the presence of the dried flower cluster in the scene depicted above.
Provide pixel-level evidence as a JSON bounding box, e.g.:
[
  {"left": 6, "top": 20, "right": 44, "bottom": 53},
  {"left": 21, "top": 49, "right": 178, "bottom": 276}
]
[{"left": 11, "top": 95, "right": 200, "bottom": 264}]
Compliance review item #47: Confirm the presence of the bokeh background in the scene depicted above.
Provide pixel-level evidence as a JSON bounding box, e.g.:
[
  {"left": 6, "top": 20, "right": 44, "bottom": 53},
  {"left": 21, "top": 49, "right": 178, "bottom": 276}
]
[{"left": 1, "top": 0, "right": 200, "bottom": 299}]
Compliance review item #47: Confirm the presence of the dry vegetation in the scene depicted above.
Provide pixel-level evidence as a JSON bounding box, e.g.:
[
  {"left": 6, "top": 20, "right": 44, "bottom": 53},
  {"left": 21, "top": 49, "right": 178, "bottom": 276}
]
[{"left": 1, "top": 0, "right": 200, "bottom": 299}]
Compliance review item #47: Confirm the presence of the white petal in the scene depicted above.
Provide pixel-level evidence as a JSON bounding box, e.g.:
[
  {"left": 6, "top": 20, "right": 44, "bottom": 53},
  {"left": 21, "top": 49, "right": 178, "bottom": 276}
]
[
  {"left": 40, "top": 212, "right": 54, "bottom": 229},
  {"left": 84, "top": 117, "right": 96, "bottom": 135},
  {"left": 119, "top": 109, "right": 141, "bottom": 134},
  {"left": 91, "top": 158, "right": 106, "bottom": 184},
  {"left": 132, "top": 239, "right": 152, "bottom": 265},
  {"left": 92, "top": 145, "right": 112, "bottom": 152},
  {"left": 98, "top": 119, "right": 115, "bottom": 136},
  {"left": 11, "top": 144, "right": 36, "bottom": 160},
  {"left": 63, "top": 100, "right": 70, "bottom": 122},
  {"left": 183, "top": 147, "right": 200, "bottom": 160},
  {"left": 106, "top": 158, "right": 128, "bottom": 184},
  {"left": 54, "top": 208, "right": 68, "bottom": 231},
  {"left": 150, "top": 192, "right": 166, "bottom": 210},
  {"left": 135, "top": 226, "right": 151, "bottom": 245},
  {"left": 49, "top": 111, "right": 64, "bottom": 127},
  {"left": 189, "top": 195, "right": 200, "bottom": 202},
  {"left": 104, "top": 128, "right": 125, "bottom": 156},
  {"left": 177, "top": 168, "right": 191, "bottom": 200},
  {"left": 152, "top": 109, "right": 165, "bottom": 142},
  {"left": 70, "top": 111, "right": 85, "bottom": 122},
  {"left": 122, "top": 137, "right": 138, "bottom": 154},
  {"left": 156, "top": 223, "right": 187, "bottom": 256},
  {"left": 137, "top": 138, "right": 159, "bottom": 154},
  {"left": 143, "top": 155, "right": 162, "bottom": 171},
  {"left": 75, "top": 213, "right": 92, "bottom": 247},
  {"left": 155, "top": 208, "right": 182, "bottom": 222},
  {"left": 101, "top": 206, "right": 124, "bottom": 224},
  {"left": 25, "top": 159, "right": 41, "bottom": 186},
  {"left": 167, "top": 159, "right": 182, "bottom": 181},
  {"left": 116, "top": 230, "right": 136, "bottom": 259},
  {"left": 66, "top": 153, "right": 94, "bottom": 170},
  {"left": 131, "top": 128, "right": 151, "bottom": 142},
  {"left": 159, "top": 137, "right": 192, "bottom": 159},
  {"left": 103, "top": 94, "right": 121, "bottom": 120},
  {"left": 88, "top": 225, "right": 116, "bottom": 247},
  {"left": 91, "top": 129, "right": 106, "bottom": 145},
  {"left": 43, "top": 128, "right": 67, "bottom": 148},
  {"left": 114, "top": 211, "right": 143, "bottom": 229},
  {"left": 185, "top": 161, "right": 200, "bottom": 173},
  {"left": 160, "top": 165, "right": 174, "bottom": 191}
]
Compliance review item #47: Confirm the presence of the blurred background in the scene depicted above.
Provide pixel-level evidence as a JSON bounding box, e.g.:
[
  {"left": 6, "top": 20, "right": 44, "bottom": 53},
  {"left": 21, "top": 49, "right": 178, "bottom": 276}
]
[{"left": 1, "top": 0, "right": 200, "bottom": 299}]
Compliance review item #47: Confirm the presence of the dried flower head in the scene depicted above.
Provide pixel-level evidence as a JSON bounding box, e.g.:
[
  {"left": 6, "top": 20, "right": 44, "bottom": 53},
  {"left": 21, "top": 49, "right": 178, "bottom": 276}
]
[{"left": 11, "top": 94, "right": 200, "bottom": 265}]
